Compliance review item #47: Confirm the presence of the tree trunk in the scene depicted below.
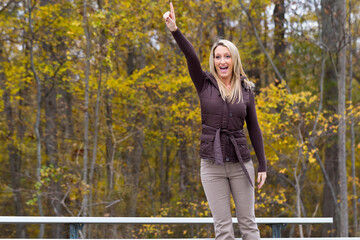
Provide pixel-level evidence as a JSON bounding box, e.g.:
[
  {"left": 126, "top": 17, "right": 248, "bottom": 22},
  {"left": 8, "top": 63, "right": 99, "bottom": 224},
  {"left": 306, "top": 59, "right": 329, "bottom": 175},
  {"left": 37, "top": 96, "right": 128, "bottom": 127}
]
[
  {"left": 321, "top": 0, "right": 347, "bottom": 235},
  {"left": 105, "top": 89, "right": 115, "bottom": 196},
  {"left": 59, "top": 87, "right": 74, "bottom": 142},
  {"left": 336, "top": 0, "right": 348, "bottom": 236},
  {"left": 157, "top": 122, "right": 171, "bottom": 204},
  {"left": 322, "top": 144, "right": 339, "bottom": 236},
  {"left": 294, "top": 123, "right": 307, "bottom": 238},
  {"left": 178, "top": 136, "right": 189, "bottom": 193},
  {"left": 89, "top": 0, "right": 108, "bottom": 219},
  {"left": 273, "top": 0, "right": 286, "bottom": 84},
  {"left": 260, "top": 12, "right": 269, "bottom": 87},
  {"left": 348, "top": 0, "right": 357, "bottom": 236},
  {"left": 215, "top": 2, "right": 225, "bottom": 38},
  {"left": 96, "top": 2, "right": 116, "bottom": 235},
  {"left": 44, "top": 84, "right": 59, "bottom": 167},
  {"left": 0, "top": 42, "right": 26, "bottom": 238},
  {"left": 89, "top": 66, "right": 102, "bottom": 216},
  {"left": 82, "top": 0, "right": 91, "bottom": 226},
  {"left": 165, "top": 144, "right": 172, "bottom": 203},
  {"left": 127, "top": 130, "right": 145, "bottom": 217},
  {"left": 104, "top": 88, "right": 117, "bottom": 238},
  {"left": 159, "top": 133, "right": 166, "bottom": 204},
  {"left": 36, "top": 0, "right": 63, "bottom": 237},
  {"left": 126, "top": 45, "right": 135, "bottom": 75},
  {"left": 123, "top": 40, "right": 146, "bottom": 221},
  {"left": 28, "top": 0, "right": 44, "bottom": 236},
  {"left": 44, "top": 83, "right": 62, "bottom": 237}
]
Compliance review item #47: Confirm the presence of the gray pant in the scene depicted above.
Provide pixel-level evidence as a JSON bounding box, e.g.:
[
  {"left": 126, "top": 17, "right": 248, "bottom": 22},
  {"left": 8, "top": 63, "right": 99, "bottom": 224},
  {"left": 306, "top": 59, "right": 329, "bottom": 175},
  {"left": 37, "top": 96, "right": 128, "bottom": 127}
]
[{"left": 200, "top": 159, "right": 260, "bottom": 240}]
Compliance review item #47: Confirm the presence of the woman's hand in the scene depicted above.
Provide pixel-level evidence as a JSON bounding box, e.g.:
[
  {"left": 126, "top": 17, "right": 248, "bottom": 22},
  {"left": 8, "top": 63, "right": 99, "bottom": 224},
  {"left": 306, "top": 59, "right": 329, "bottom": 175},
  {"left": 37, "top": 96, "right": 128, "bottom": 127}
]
[
  {"left": 257, "top": 172, "right": 267, "bottom": 189},
  {"left": 163, "top": 2, "right": 177, "bottom": 32}
]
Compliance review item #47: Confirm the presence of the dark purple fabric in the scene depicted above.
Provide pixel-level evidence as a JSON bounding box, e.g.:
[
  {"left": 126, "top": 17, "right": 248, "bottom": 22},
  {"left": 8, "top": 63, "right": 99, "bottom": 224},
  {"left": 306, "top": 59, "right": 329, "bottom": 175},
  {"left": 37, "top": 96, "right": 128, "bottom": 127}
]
[
  {"left": 171, "top": 28, "right": 267, "bottom": 173},
  {"left": 214, "top": 128, "right": 222, "bottom": 165},
  {"left": 229, "top": 135, "right": 253, "bottom": 187},
  {"left": 203, "top": 124, "right": 254, "bottom": 186}
]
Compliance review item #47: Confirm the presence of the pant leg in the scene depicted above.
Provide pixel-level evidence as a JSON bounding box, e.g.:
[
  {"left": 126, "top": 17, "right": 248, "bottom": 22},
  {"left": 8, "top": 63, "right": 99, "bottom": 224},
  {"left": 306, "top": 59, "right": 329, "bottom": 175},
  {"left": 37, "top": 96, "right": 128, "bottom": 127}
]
[
  {"left": 227, "top": 161, "right": 260, "bottom": 240},
  {"left": 200, "top": 159, "right": 234, "bottom": 240}
]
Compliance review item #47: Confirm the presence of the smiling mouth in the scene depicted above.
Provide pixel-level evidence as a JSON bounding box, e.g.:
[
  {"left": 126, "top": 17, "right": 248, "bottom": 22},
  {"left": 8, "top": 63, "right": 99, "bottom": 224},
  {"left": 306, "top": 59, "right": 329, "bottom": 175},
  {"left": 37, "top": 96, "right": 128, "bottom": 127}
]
[{"left": 219, "top": 66, "right": 228, "bottom": 73}]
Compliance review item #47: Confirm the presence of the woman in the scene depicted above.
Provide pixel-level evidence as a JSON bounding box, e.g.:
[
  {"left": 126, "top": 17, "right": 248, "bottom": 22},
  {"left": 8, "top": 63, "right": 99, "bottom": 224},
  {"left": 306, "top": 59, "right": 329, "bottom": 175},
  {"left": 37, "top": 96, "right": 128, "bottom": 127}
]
[{"left": 163, "top": 3, "right": 267, "bottom": 240}]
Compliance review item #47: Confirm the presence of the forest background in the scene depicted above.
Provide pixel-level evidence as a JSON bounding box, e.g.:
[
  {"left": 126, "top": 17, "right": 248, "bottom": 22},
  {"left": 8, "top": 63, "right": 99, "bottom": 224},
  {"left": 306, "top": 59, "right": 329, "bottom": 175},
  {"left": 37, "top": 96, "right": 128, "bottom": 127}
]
[{"left": 0, "top": 0, "right": 359, "bottom": 238}]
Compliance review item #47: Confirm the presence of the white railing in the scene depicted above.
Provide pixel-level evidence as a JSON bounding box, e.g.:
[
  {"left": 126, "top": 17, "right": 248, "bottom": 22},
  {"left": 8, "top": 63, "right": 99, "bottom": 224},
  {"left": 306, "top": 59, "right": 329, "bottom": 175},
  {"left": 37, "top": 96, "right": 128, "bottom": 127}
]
[{"left": 0, "top": 216, "right": 337, "bottom": 239}]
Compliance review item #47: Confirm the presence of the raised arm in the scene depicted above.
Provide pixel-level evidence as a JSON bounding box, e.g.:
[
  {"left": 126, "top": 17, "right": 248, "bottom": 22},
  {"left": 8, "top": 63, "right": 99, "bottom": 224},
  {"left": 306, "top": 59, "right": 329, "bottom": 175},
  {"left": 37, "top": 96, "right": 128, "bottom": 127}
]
[{"left": 163, "top": 2, "right": 205, "bottom": 93}]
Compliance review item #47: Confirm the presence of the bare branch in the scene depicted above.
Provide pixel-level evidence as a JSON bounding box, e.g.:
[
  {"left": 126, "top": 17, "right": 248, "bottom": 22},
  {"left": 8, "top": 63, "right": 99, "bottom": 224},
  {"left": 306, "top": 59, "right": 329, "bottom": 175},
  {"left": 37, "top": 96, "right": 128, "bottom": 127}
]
[
  {"left": 0, "top": 0, "right": 17, "bottom": 13},
  {"left": 237, "top": 0, "right": 284, "bottom": 83}
]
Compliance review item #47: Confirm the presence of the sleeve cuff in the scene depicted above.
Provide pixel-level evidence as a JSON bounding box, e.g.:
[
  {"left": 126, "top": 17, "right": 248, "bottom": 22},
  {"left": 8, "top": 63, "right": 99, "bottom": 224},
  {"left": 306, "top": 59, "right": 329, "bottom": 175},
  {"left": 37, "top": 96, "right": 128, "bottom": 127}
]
[{"left": 257, "top": 164, "right": 267, "bottom": 173}]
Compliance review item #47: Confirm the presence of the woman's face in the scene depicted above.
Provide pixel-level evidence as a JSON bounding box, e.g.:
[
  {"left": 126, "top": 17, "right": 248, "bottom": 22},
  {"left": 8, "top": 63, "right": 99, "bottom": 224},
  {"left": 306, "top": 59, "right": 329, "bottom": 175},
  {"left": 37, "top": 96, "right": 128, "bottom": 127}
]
[{"left": 214, "top": 45, "right": 233, "bottom": 82}]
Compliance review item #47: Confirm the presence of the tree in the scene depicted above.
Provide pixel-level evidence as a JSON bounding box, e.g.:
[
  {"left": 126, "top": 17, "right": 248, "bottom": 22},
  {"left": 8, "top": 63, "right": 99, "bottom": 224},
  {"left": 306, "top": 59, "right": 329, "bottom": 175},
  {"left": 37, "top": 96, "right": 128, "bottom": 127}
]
[
  {"left": 336, "top": 0, "right": 348, "bottom": 236},
  {"left": 348, "top": 0, "right": 358, "bottom": 235},
  {"left": 0, "top": 0, "right": 359, "bottom": 238},
  {"left": 273, "top": 0, "right": 286, "bottom": 83},
  {"left": 321, "top": 0, "right": 348, "bottom": 236},
  {"left": 81, "top": 0, "right": 91, "bottom": 237},
  {"left": 27, "top": 0, "right": 45, "bottom": 236},
  {"left": 0, "top": 35, "right": 27, "bottom": 239}
]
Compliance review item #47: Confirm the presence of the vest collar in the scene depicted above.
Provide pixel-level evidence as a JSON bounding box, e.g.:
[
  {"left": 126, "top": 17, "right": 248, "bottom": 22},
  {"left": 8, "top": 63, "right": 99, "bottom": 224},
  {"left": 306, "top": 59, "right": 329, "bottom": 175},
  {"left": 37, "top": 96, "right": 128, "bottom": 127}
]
[{"left": 204, "top": 72, "right": 219, "bottom": 90}]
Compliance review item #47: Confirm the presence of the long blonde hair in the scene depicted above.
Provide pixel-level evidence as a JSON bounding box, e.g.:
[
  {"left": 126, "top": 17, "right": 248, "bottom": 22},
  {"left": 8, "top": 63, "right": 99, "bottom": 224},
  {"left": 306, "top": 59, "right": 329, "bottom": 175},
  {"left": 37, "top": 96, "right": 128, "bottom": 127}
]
[{"left": 209, "top": 40, "right": 254, "bottom": 103}]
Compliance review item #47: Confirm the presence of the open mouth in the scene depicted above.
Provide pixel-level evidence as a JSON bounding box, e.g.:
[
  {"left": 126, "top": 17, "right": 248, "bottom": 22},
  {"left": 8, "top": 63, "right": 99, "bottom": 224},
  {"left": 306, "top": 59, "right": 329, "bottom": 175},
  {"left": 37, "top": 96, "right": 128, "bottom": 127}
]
[{"left": 219, "top": 66, "right": 228, "bottom": 73}]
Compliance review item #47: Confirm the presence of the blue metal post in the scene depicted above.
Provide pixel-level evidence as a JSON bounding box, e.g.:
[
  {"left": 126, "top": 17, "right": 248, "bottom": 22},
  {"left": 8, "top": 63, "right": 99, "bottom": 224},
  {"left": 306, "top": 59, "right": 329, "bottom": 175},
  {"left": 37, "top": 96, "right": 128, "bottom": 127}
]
[
  {"left": 69, "top": 223, "right": 83, "bottom": 239},
  {"left": 271, "top": 223, "right": 287, "bottom": 238}
]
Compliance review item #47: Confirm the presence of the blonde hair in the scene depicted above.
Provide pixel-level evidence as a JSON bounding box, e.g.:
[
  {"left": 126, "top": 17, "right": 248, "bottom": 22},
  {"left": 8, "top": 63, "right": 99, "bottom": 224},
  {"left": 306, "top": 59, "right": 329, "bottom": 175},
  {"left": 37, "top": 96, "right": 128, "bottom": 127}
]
[{"left": 209, "top": 40, "right": 254, "bottom": 103}]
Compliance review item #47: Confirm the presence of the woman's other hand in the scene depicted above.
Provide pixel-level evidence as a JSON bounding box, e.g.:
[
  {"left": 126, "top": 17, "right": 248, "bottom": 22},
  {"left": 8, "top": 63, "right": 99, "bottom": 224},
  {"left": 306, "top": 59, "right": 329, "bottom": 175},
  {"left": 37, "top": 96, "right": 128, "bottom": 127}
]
[
  {"left": 163, "top": 2, "right": 177, "bottom": 32},
  {"left": 257, "top": 172, "right": 266, "bottom": 189}
]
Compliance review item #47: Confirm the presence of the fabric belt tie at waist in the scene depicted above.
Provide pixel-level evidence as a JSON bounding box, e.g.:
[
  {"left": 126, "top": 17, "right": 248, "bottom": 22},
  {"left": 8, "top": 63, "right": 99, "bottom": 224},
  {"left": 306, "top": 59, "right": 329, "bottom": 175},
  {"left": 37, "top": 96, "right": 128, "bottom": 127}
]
[{"left": 202, "top": 124, "right": 253, "bottom": 187}]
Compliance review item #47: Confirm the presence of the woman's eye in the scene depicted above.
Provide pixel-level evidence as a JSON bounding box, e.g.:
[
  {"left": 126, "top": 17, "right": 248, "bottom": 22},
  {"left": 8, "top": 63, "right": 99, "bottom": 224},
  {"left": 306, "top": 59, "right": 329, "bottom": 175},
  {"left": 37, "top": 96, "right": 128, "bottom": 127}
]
[
  {"left": 215, "top": 56, "right": 221, "bottom": 59},
  {"left": 226, "top": 55, "right": 231, "bottom": 58}
]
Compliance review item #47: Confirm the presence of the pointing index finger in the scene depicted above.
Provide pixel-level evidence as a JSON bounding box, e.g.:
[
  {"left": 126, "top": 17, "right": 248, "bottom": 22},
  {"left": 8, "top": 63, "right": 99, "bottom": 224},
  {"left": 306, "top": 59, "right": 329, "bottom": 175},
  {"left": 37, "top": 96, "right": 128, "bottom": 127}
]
[{"left": 170, "top": 2, "right": 175, "bottom": 17}]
